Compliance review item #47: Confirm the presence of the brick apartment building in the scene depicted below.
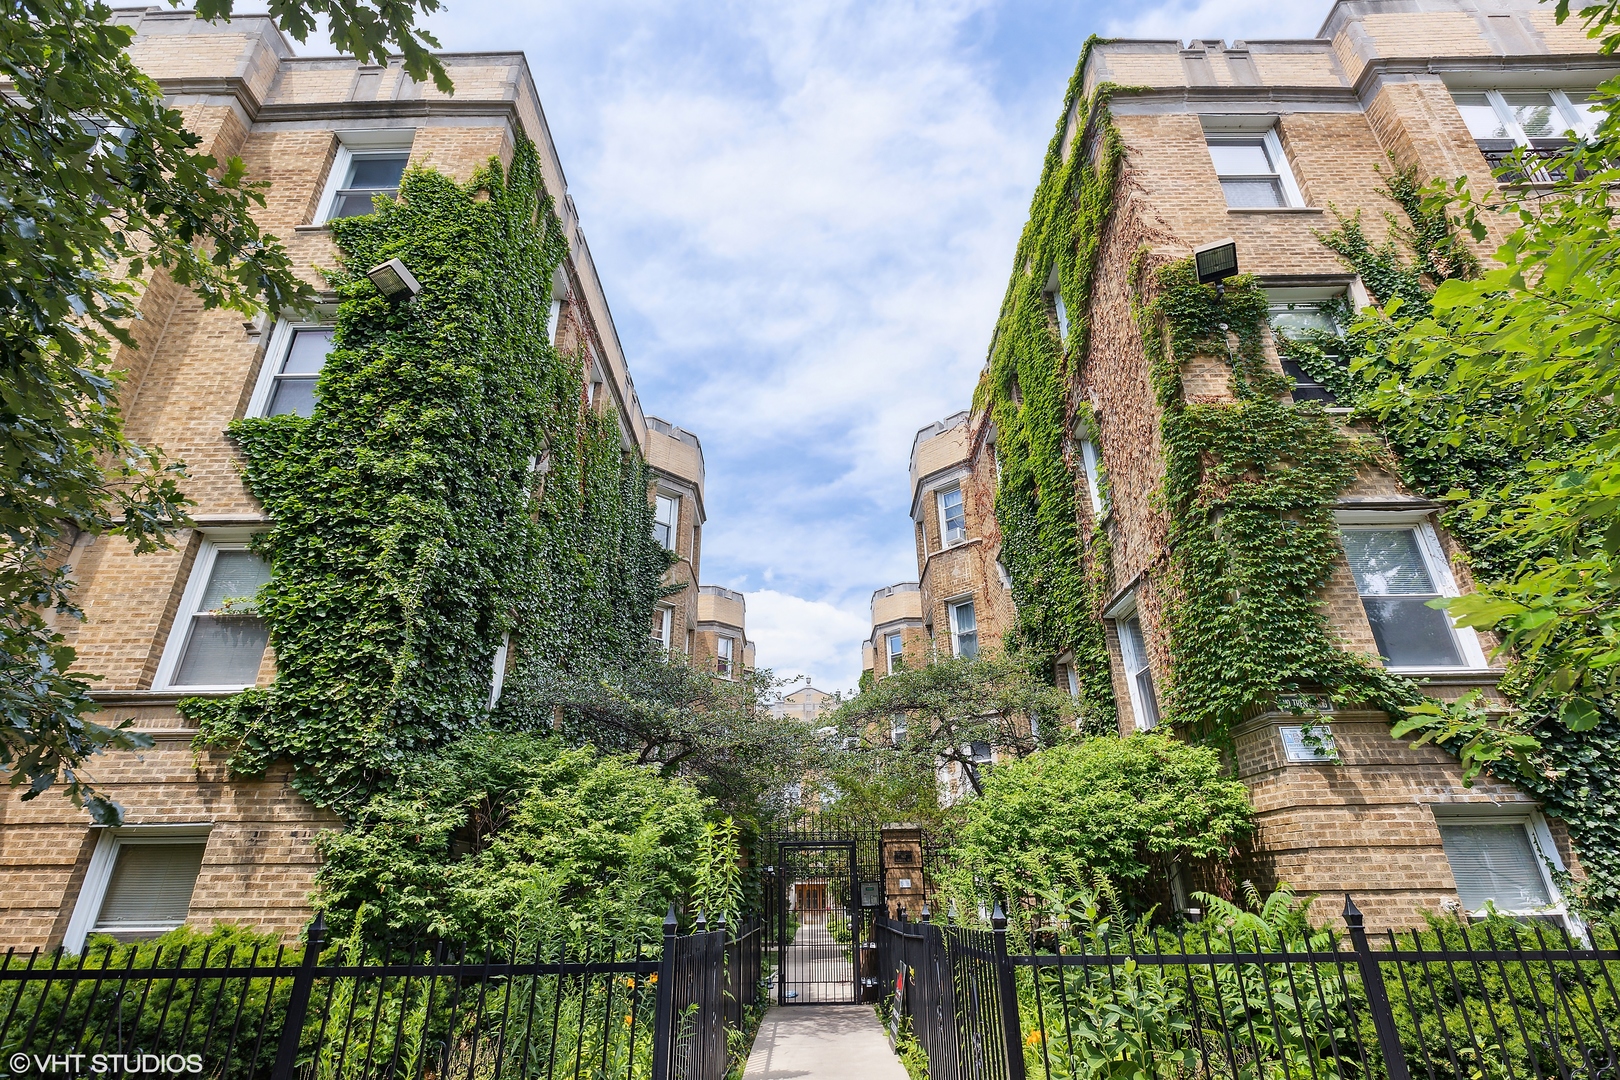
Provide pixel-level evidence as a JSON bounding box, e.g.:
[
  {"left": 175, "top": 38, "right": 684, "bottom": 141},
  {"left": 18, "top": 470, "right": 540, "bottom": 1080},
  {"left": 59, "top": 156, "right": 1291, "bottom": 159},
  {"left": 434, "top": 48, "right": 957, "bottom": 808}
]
[
  {"left": 877, "top": 0, "right": 1609, "bottom": 927},
  {"left": 695, "top": 586, "right": 755, "bottom": 680},
  {"left": 0, "top": 9, "right": 742, "bottom": 951}
]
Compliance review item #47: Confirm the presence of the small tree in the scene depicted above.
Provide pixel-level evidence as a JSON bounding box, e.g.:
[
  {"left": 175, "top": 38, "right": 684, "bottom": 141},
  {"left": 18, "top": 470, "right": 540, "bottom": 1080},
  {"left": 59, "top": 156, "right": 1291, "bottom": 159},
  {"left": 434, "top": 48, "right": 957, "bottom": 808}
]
[
  {"left": 828, "top": 652, "right": 1092, "bottom": 799},
  {"left": 946, "top": 735, "right": 1254, "bottom": 910}
]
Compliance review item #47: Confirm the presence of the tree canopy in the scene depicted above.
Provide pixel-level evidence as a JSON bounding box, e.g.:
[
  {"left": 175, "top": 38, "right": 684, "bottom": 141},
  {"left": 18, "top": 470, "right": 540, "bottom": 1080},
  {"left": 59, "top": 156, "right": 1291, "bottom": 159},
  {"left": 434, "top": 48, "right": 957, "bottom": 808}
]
[{"left": 0, "top": 0, "right": 445, "bottom": 820}]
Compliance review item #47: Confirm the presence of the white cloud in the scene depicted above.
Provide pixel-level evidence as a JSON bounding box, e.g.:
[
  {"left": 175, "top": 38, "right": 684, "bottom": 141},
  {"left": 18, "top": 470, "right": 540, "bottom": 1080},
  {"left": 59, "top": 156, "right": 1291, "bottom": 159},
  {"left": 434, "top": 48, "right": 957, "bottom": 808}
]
[{"left": 742, "top": 589, "right": 871, "bottom": 693}]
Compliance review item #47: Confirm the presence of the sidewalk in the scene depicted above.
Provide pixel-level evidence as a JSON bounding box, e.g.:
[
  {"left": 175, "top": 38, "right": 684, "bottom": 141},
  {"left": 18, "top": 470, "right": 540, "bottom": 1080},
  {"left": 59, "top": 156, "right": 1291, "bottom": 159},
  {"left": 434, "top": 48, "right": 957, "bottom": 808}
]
[{"left": 740, "top": 1005, "right": 911, "bottom": 1080}]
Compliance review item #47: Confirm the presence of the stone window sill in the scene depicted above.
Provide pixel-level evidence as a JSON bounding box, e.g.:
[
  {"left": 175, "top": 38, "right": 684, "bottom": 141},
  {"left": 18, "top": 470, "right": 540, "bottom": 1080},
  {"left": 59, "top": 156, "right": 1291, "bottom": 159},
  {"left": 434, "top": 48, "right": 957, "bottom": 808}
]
[{"left": 1227, "top": 207, "right": 1325, "bottom": 215}]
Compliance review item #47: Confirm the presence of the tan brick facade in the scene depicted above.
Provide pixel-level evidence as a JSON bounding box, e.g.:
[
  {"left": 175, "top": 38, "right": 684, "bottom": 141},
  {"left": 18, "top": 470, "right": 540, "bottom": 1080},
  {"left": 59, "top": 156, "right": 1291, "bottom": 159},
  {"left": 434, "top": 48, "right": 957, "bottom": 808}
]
[
  {"left": 922, "top": 0, "right": 1609, "bottom": 927},
  {"left": 0, "top": 10, "right": 725, "bottom": 950}
]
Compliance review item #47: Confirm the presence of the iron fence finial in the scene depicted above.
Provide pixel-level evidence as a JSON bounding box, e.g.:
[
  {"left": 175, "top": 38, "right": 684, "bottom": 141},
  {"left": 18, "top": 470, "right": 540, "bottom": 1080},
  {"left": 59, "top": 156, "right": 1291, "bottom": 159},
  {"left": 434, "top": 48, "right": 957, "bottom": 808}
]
[
  {"left": 1342, "top": 893, "right": 1363, "bottom": 928},
  {"left": 992, "top": 902, "right": 1007, "bottom": 931}
]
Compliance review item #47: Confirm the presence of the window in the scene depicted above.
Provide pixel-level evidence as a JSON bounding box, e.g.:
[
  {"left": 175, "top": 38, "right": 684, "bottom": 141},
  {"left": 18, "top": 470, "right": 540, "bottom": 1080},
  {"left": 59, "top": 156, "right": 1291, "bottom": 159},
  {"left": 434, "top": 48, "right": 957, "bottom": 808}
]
[
  {"left": 1206, "top": 129, "right": 1303, "bottom": 209},
  {"left": 320, "top": 149, "right": 409, "bottom": 222},
  {"left": 949, "top": 600, "right": 978, "bottom": 659},
  {"left": 1044, "top": 264, "right": 1069, "bottom": 342},
  {"left": 1268, "top": 297, "right": 1343, "bottom": 404},
  {"left": 1117, "top": 612, "right": 1160, "bottom": 729},
  {"left": 886, "top": 632, "right": 904, "bottom": 674},
  {"left": 969, "top": 741, "right": 993, "bottom": 765},
  {"left": 1055, "top": 661, "right": 1079, "bottom": 697},
  {"left": 717, "top": 636, "right": 734, "bottom": 677},
  {"left": 1437, "top": 820, "right": 1563, "bottom": 920},
  {"left": 654, "top": 494, "right": 679, "bottom": 549},
  {"left": 1340, "top": 525, "right": 1472, "bottom": 669},
  {"left": 938, "top": 487, "right": 966, "bottom": 546},
  {"left": 155, "top": 541, "right": 271, "bottom": 690},
  {"left": 488, "top": 632, "right": 510, "bottom": 709},
  {"left": 651, "top": 606, "right": 672, "bottom": 649},
  {"left": 63, "top": 829, "right": 209, "bottom": 952},
  {"left": 1079, "top": 439, "right": 1107, "bottom": 517},
  {"left": 251, "top": 324, "right": 335, "bottom": 418},
  {"left": 1280, "top": 724, "right": 1337, "bottom": 763},
  {"left": 1452, "top": 90, "right": 1600, "bottom": 181},
  {"left": 890, "top": 713, "right": 907, "bottom": 745}
]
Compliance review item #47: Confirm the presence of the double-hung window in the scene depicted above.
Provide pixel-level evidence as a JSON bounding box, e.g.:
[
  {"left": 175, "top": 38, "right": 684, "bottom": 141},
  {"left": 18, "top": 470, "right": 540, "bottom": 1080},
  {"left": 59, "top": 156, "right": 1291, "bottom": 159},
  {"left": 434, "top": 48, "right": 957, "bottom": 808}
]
[
  {"left": 155, "top": 539, "right": 272, "bottom": 690},
  {"left": 1340, "top": 523, "right": 1482, "bottom": 670},
  {"left": 1206, "top": 127, "right": 1304, "bottom": 209},
  {"left": 317, "top": 146, "right": 410, "bottom": 223},
  {"left": 651, "top": 606, "right": 672, "bottom": 649},
  {"left": 1453, "top": 89, "right": 1600, "bottom": 180},
  {"left": 654, "top": 494, "right": 679, "bottom": 550},
  {"left": 1435, "top": 813, "right": 1570, "bottom": 926},
  {"left": 717, "top": 636, "right": 734, "bottom": 677},
  {"left": 1079, "top": 439, "right": 1107, "bottom": 517},
  {"left": 250, "top": 323, "right": 336, "bottom": 418},
  {"left": 886, "top": 632, "right": 904, "bottom": 674},
  {"left": 890, "top": 713, "right": 907, "bottom": 745},
  {"left": 949, "top": 599, "right": 978, "bottom": 659},
  {"left": 1117, "top": 611, "right": 1160, "bottom": 729},
  {"left": 63, "top": 828, "right": 210, "bottom": 952},
  {"left": 1268, "top": 294, "right": 1344, "bottom": 405},
  {"left": 938, "top": 487, "right": 966, "bottom": 546}
]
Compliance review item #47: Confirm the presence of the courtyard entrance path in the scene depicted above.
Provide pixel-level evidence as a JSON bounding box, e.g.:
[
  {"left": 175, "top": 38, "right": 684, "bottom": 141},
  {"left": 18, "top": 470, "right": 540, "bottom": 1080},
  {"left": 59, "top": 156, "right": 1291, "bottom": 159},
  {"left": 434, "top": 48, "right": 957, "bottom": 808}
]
[{"left": 739, "top": 1005, "right": 909, "bottom": 1080}]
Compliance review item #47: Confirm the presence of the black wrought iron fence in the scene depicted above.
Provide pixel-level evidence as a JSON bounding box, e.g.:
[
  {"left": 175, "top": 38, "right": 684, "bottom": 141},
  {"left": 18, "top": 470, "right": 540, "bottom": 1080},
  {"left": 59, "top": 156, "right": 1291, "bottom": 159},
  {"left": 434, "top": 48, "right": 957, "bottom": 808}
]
[
  {"left": 879, "top": 897, "right": 1620, "bottom": 1080},
  {"left": 0, "top": 909, "right": 764, "bottom": 1080}
]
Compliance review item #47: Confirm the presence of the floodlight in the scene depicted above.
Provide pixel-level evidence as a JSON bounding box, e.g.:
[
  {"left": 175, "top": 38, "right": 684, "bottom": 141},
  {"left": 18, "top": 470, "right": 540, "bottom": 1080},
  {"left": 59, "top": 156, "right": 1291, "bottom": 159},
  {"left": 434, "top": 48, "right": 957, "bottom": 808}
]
[
  {"left": 1192, "top": 238, "right": 1239, "bottom": 298},
  {"left": 366, "top": 258, "right": 421, "bottom": 304}
]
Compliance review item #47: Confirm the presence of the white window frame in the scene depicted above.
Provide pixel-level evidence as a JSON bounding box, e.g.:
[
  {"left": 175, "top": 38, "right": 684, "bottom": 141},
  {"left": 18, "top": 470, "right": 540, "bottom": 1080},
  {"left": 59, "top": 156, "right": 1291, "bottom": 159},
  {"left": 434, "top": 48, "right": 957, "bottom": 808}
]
[
  {"left": 488, "top": 631, "right": 510, "bottom": 709},
  {"left": 1335, "top": 510, "right": 1489, "bottom": 673},
  {"left": 1430, "top": 804, "right": 1578, "bottom": 932},
  {"left": 63, "top": 825, "right": 212, "bottom": 953},
  {"left": 886, "top": 632, "right": 904, "bottom": 674},
  {"left": 890, "top": 713, "right": 907, "bottom": 744},
  {"left": 1451, "top": 88, "right": 1598, "bottom": 146},
  {"left": 1204, "top": 124, "right": 1305, "bottom": 209},
  {"left": 716, "top": 636, "right": 734, "bottom": 677},
  {"left": 1079, "top": 438, "right": 1106, "bottom": 517},
  {"left": 1107, "top": 594, "right": 1160, "bottom": 731},
  {"left": 153, "top": 533, "right": 270, "bottom": 692},
  {"left": 313, "top": 131, "right": 415, "bottom": 225},
  {"left": 652, "top": 606, "right": 673, "bottom": 650},
  {"left": 1044, "top": 264, "right": 1069, "bottom": 343},
  {"left": 937, "top": 486, "right": 967, "bottom": 547},
  {"left": 948, "top": 597, "right": 978, "bottom": 659},
  {"left": 654, "top": 493, "right": 680, "bottom": 551},
  {"left": 246, "top": 312, "right": 337, "bottom": 418}
]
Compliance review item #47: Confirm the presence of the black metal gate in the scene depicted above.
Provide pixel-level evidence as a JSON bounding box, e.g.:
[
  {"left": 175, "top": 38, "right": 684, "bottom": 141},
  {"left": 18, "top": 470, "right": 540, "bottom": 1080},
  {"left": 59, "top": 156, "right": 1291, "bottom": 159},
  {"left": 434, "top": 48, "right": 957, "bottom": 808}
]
[{"left": 775, "top": 841, "right": 858, "bottom": 1004}]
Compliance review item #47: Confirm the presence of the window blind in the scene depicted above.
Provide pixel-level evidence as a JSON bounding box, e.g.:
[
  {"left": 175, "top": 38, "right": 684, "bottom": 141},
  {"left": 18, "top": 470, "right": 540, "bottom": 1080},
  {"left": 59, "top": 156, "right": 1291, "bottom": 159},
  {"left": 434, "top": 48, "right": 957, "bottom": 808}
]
[
  {"left": 94, "top": 843, "right": 206, "bottom": 930},
  {"left": 1438, "top": 823, "right": 1553, "bottom": 912}
]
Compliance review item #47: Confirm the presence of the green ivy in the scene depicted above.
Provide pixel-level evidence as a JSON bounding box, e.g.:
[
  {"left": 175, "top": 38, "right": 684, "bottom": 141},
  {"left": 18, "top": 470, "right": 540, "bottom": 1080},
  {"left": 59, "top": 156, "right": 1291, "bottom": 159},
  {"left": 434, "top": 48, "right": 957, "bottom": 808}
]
[
  {"left": 1135, "top": 261, "right": 1419, "bottom": 742},
  {"left": 180, "top": 139, "right": 672, "bottom": 816},
  {"left": 973, "top": 37, "right": 1119, "bottom": 725},
  {"left": 1319, "top": 168, "right": 1620, "bottom": 913}
]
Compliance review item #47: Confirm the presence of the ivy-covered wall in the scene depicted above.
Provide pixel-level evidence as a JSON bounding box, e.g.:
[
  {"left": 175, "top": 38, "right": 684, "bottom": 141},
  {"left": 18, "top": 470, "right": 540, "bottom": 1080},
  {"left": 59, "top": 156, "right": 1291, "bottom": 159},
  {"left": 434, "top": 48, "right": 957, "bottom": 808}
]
[
  {"left": 180, "top": 139, "right": 672, "bottom": 816},
  {"left": 972, "top": 38, "right": 1118, "bottom": 725}
]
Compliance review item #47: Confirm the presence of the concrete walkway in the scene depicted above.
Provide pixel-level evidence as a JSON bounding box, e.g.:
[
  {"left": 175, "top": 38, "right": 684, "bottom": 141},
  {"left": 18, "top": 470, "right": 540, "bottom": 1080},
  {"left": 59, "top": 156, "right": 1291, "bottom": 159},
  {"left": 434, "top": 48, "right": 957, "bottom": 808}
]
[{"left": 741, "top": 1005, "right": 911, "bottom": 1079}]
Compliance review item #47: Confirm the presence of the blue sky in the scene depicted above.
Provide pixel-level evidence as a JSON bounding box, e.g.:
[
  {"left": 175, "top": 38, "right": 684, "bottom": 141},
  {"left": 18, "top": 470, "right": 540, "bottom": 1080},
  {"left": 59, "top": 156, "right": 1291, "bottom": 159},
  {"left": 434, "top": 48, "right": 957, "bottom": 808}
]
[{"left": 411, "top": 0, "right": 1328, "bottom": 693}]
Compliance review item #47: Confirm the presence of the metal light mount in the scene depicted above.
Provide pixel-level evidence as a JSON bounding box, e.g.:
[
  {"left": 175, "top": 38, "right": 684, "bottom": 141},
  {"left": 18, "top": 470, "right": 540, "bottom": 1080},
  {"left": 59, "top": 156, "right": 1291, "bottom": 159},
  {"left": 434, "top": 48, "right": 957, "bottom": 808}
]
[
  {"left": 365, "top": 258, "right": 421, "bottom": 304},
  {"left": 1192, "top": 237, "right": 1239, "bottom": 299}
]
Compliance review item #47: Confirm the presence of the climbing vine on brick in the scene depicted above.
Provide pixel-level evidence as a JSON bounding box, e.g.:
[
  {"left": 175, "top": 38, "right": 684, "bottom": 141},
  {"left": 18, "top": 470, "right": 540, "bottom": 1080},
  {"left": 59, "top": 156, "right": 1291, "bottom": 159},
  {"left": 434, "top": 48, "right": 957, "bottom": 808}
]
[
  {"left": 1318, "top": 168, "right": 1620, "bottom": 913},
  {"left": 1135, "top": 261, "right": 1420, "bottom": 744},
  {"left": 179, "top": 139, "right": 672, "bottom": 816},
  {"left": 972, "top": 37, "right": 1118, "bottom": 725}
]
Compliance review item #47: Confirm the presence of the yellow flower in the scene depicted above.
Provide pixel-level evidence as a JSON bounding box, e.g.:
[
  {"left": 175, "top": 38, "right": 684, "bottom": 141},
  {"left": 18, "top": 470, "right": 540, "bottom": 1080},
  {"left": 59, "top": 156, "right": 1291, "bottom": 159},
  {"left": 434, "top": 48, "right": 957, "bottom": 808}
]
[
  {"left": 624, "top": 1014, "right": 634, "bottom": 1027},
  {"left": 1025, "top": 1030, "right": 1044, "bottom": 1047},
  {"left": 648, "top": 974, "right": 658, "bottom": 985},
  {"left": 624, "top": 977, "right": 636, "bottom": 989}
]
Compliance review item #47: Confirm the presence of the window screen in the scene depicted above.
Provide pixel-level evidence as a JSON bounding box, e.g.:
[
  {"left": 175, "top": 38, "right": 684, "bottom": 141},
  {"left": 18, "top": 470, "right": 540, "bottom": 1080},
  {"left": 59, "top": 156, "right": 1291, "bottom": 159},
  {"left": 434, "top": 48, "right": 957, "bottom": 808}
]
[
  {"left": 173, "top": 549, "right": 272, "bottom": 687},
  {"left": 1207, "top": 137, "right": 1286, "bottom": 208},
  {"left": 1438, "top": 823, "right": 1553, "bottom": 912},
  {"left": 654, "top": 495, "right": 679, "bottom": 549},
  {"left": 952, "top": 601, "right": 978, "bottom": 659},
  {"left": 939, "top": 488, "right": 966, "bottom": 545},
  {"left": 1340, "top": 528, "right": 1463, "bottom": 668},
  {"left": 331, "top": 151, "right": 409, "bottom": 219},
  {"left": 267, "top": 327, "right": 334, "bottom": 418},
  {"left": 93, "top": 842, "right": 206, "bottom": 934},
  {"left": 1118, "top": 614, "right": 1160, "bottom": 728}
]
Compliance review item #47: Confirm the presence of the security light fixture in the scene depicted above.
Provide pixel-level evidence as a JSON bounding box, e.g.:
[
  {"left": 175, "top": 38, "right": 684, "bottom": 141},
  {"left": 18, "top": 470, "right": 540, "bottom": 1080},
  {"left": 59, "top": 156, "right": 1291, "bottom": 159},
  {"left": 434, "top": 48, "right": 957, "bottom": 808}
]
[
  {"left": 1193, "top": 237, "right": 1239, "bottom": 298},
  {"left": 366, "top": 258, "right": 421, "bottom": 304}
]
